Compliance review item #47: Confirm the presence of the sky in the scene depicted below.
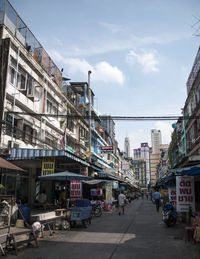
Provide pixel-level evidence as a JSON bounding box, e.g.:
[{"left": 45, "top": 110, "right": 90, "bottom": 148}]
[{"left": 9, "top": 0, "right": 200, "bottom": 153}]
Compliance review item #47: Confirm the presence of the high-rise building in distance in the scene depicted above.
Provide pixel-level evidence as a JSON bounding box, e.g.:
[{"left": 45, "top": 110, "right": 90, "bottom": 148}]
[
  {"left": 124, "top": 137, "right": 130, "bottom": 158},
  {"left": 151, "top": 129, "right": 162, "bottom": 153}
]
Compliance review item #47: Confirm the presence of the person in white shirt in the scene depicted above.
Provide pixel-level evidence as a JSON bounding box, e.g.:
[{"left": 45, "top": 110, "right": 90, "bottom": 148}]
[{"left": 118, "top": 192, "right": 126, "bottom": 215}]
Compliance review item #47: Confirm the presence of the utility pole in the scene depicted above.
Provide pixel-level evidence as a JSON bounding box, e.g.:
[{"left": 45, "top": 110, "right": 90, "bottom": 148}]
[{"left": 88, "top": 71, "right": 92, "bottom": 163}]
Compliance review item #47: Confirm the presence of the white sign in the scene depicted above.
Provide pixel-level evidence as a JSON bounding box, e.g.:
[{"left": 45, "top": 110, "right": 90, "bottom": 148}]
[
  {"left": 70, "top": 180, "right": 82, "bottom": 201},
  {"left": 176, "top": 176, "right": 195, "bottom": 212},
  {"left": 168, "top": 187, "right": 176, "bottom": 208},
  {"left": 122, "top": 161, "right": 129, "bottom": 170}
]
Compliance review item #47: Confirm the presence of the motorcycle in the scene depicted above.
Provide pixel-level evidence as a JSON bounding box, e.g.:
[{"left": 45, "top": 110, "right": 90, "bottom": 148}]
[
  {"left": 91, "top": 201, "right": 102, "bottom": 217},
  {"left": 162, "top": 202, "right": 176, "bottom": 227}
]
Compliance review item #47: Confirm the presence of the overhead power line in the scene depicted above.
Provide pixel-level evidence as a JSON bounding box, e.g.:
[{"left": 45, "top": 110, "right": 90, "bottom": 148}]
[{"left": 6, "top": 111, "right": 200, "bottom": 121}]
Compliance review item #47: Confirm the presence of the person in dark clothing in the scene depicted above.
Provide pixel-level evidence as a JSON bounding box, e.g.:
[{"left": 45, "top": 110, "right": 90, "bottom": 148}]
[
  {"left": 153, "top": 190, "right": 161, "bottom": 212},
  {"left": 54, "top": 186, "right": 60, "bottom": 205}
]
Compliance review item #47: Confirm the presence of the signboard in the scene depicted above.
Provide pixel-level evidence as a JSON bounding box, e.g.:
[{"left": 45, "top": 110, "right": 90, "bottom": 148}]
[
  {"left": 112, "top": 181, "right": 119, "bottom": 189},
  {"left": 176, "top": 176, "right": 195, "bottom": 212},
  {"left": 65, "top": 145, "right": 75, "bottom": 153},
  {"left": 122, "top": 161, "right": 129, "bottom": 170},
  {"left": 41, "top": 158, "right": 55, "bottom": 176},
  {"left": 80, "top": 167, "right": 88, "bottom": 176},
  {"left": 168, "top": 187, "right": 176, "bottom": 208},
  {"left": 105, "top": 182, "right": 112, "bottom": 204},
  {"left": 70, "top": 180, "right": 82, "bottom": 201},
  {"left": 90, "top": 188, "right": 102, "bottom": 196},
  {"left": 101, "top": 146, "right": 113, "bottom": 152}
]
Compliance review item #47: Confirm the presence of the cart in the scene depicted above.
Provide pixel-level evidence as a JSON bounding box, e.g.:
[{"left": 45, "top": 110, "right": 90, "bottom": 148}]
[{"left": 68, "top": 199, "right": 92, "bottom": 228}]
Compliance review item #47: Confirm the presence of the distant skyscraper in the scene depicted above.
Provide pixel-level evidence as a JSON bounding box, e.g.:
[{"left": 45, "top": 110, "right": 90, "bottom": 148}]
[
  {"left": 151, "top": 129, "right": 162, "bottom": 153},
  {"left": 133, "top": 143, "right": 151, "bottom": 185},
  {"left": 124, "top": 137, "right": 130, "bottom": 158}
]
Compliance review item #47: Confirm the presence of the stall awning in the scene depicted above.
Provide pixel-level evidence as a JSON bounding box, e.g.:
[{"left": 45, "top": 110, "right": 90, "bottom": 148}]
[
  {"left": 171, "top": 164, "right": 200, "bottom": 176},
  {"left": 97, "top": 172, "right": 123, "bottom": 182},
  {"left": 0, "top": 157, "right": 24, "bottom": 171},
  {"left": 82, "top": 179, "right": 107, "bottom": 185},
  {"left": 39, "top": 171, "right": 92, "bottom": 181},
  {"left": 8, "top": 148, "right": 90, "bottom": 166}
]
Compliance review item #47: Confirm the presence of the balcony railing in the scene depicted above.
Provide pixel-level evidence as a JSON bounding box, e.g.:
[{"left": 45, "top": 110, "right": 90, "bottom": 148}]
[{"left": 0, "top": 0, "right": 62, "bottom": 88}]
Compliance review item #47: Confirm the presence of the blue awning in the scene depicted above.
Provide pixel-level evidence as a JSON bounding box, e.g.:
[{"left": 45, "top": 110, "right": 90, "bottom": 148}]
[
  {"left": 8, "top": 148, "right": 90, "bottom": 166},
  {"left": 172, "top": 164, "right": 200, "bottom": 176},
  {"left": 39, "top": 172, "right": 92, "bottom": 181}
]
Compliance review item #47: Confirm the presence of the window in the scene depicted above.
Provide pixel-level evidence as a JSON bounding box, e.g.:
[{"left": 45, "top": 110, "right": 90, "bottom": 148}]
[
  {"left": 79, "top": 126, "right": 86, "bottom": 139},
  {"left": 9, "top": 66, "right": 16, "bottom": 85},
  {"left": 18, "top": 66, "right": 27, "bottom": 90},
  {"left": 24, "top": 124, "right": 32, "bottom": 143},
  {"left": 67, "top": 118, "right": 74, "bottom": 132},
  {"left": 46, "top": 92, "right": 59, "bottom": 115},
  {"left": 27, "top": 75, "right": 34, "bottom": 97},
  {"left": 16, "top": 119, "right": 23, "bottom": 139},
  {"left": 32, "top": 129, "right": 37, "bottom": 145}
]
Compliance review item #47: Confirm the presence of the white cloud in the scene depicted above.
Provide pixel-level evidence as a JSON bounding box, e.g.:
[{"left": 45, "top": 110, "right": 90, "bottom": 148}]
[
  {"left": 99, "top": 21, "right": 124, "bottom": 33},
  {"left": 94, "top": 61, "right": 124, "bottom": 84},
  {"left": 50, "top": 50, "right": 124, "bottom": 85},
  {"left": 126, "top": 49, "right": 159, "bottom": 73},
  {"left": 47, "top": 32, "right": 189, "bottom": 59}
]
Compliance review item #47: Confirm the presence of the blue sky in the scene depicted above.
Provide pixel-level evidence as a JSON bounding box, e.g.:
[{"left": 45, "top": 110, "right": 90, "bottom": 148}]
[{"left": 10, "top": 0, "right": 200, "bottom": 152}]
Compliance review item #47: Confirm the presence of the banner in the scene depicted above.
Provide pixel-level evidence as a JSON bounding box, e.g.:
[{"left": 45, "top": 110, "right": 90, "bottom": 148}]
[
  {"left": 176, "top": 176, "right": 195, "bottom": 212},
  {"left": 70, "top": 180, "right": 82, "bottom": 201},
  {"left": 168, "top": 187, "right": 176, "bottom": 208},
  {"left": 105, "top": 182, "right": 112, "bottom": 204},
  {"left": 41, "top": 157, "right": 55, "bottom": 176}
]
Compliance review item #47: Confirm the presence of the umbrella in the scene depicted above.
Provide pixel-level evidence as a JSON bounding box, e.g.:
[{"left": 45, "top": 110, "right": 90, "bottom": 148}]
[{"left": 39, "top": 171, "right": 92, "bottom": 181}]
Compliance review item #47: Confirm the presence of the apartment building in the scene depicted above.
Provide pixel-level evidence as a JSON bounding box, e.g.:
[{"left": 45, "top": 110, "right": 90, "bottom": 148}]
[{"left": 0, "top": 0, "right": 91, "bottom": 203}]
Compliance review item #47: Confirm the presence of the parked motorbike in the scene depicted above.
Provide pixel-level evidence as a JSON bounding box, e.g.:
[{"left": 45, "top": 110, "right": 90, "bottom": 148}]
[
  {"left": 162, "top": 202, "right": 176, "bottom": 227},
  {"left": 91, "top": 201, "right": 102, "bottom": 217}
]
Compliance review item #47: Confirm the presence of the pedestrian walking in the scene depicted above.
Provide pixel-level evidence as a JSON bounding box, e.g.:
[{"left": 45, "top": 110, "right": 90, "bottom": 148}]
[
  {"left": 118, "top": 191, "right": 126, "bottom": 215},
  {"left": 145, "top": 191, "right": 149, "bottom": 200},
  {"left": 150, "top": 190, "right": 152, "bottom": 201},
  {"left": 153, "top": 189, "right": 161, "bottom": 212},
  {"left": 141, "top": 191, "right": 144, "bottom": 199}
]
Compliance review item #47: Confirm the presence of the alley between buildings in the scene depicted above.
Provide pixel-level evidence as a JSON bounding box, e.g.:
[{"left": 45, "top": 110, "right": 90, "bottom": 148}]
[{"left": 6, "top": 198, "right": 200, "bottom": 259}]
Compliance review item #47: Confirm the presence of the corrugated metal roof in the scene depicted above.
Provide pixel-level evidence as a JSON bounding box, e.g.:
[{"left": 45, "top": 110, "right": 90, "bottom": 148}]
[{"left": 8, "top": 148, "right": 90, "bottom": 166}]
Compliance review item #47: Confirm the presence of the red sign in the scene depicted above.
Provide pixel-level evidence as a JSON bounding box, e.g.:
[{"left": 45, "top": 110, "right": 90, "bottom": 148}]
[
  {"left": 101, "top": 146, "right": 113, "bottom": 151},
  {"left": 70, "top": 180, "right": 82, "bottom": 201},
  {"left": 80, "top": 167, "right": 88, "bottom": 176}
]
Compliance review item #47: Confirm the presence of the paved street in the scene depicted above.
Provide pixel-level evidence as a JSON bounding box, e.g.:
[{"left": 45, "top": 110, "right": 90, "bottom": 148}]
[{"left": 7, "top": 198, "right": 200, "bottom": 259}]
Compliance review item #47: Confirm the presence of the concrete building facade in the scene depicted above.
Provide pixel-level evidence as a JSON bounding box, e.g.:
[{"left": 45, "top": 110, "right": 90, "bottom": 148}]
[{"left": 151, "top": 129, "right": 162, "bottom": 153}]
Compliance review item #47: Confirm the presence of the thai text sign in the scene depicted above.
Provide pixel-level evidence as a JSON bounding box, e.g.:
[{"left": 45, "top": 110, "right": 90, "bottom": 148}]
[
  {"left": 70, "top": 180, "right": 82, "bottom": 201},
  {"left": 176, "top": 176, "right": 195, "bottom": 212},
  {"left": 101, "top": 146, "right": 113, "bottom": 152},
  {"left": 168, "top": 187, "right": 176, "bottom": 208},
  {"left": 41, "top": 158, "right": 55, "bottom": 176}
]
